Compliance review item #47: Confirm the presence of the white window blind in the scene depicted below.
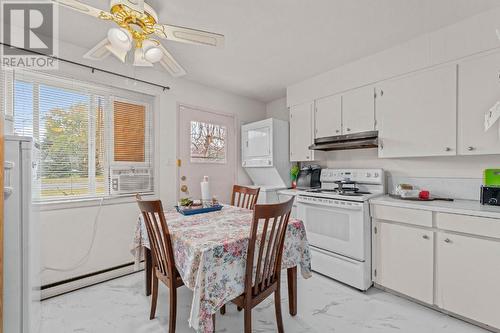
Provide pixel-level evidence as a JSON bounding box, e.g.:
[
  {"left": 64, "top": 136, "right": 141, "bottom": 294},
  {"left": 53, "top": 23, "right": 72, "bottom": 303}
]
[{"left": 8, "top": 70, "right": 155, "bottom": 201}]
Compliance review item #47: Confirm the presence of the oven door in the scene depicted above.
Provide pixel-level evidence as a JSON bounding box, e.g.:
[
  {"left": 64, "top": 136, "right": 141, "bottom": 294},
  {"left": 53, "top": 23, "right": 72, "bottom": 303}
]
[{"left": 297, "top": 199, "right": 367, "bottom": 261}]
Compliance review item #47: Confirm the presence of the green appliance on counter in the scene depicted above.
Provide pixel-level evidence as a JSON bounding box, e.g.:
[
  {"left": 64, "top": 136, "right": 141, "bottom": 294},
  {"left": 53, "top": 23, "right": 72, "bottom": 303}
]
[{"left": 484, "top": 169, "right": 500, "bottom": 187}]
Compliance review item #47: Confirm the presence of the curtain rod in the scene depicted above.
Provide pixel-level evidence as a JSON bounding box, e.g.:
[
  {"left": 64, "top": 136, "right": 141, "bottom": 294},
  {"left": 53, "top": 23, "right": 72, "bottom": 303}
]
[{"left": 0, "top": 42, "right": 171, "bottom": 91}]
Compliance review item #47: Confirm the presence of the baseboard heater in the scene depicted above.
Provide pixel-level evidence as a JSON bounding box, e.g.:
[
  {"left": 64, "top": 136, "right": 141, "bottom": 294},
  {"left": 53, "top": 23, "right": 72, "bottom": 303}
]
[{"left": 41, "top": 261, "right": 144, "bottom": 300}]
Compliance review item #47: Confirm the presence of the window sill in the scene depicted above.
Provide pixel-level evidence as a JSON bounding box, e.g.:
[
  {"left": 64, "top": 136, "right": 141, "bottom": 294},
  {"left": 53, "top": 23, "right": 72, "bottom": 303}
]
[{"left": 34, "top": 192, "right": 157, "bottom": 211}]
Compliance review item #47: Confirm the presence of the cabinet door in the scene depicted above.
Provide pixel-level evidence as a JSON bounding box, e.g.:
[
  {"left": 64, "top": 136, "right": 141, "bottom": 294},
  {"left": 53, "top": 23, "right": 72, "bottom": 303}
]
[
  {"left": 314, "top": 94, "right": 342, "bottom": 138},
  {"left": 343, "top": 86, "right": 375, "bottom": 134},
  {"left": 458, "top": 52, "right": 500, "bottom": 155},
  {"left": 377, "top": 65, "right": 457, "bottom": 158},
  {"left": 436, "top": 232, "right": 500, "bottom": 329},
  {"left": 245, "top": 126, "right": 271, "bottom": 158},
  {"left": 373, "top": 222, "right": 434, "bottom": 304},
  {"left": 290, "top": 102, "right": 314, "bottom": 161}
]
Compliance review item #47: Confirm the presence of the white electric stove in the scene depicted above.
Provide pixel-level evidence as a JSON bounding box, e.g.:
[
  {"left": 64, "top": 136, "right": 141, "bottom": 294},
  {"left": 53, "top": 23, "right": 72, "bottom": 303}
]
[{"left": 296, "top": 169, "right": 385, "bottom": 290}]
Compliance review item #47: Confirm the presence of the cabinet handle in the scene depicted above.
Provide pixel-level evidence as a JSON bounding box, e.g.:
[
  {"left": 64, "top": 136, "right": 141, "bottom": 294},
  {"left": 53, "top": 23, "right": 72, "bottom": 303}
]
[
  {"left": 467, "top": 146, "right": 475, "bottom": 151},
  {"left": 380, "top": 90, "right": 384, "bottom": 96},
  {"left": 422, "top": 235, "right": 429, "bottom": 240},
  {"left": 346, "top": 128, "right": 351, "bottom": 132},
  {"left": 445, "top": 147, "right": 451, "bottom": 152},
  {"left": 336, "top": 129, "right": 340, "bottom": 133},
  {"left": 444, "top": 238, "right": 452, "bottom": 243}
]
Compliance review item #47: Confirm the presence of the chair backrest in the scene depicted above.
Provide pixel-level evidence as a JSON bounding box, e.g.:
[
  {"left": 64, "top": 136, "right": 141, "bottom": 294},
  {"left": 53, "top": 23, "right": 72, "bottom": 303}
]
[
  {"left": 244, "top": 198, "right": 294, "bottom": 298},
  {"left": 231, "top": 185, "right": 260, "bottom": 210},
  {"left": 136, "top": 195, "right": 176, "bottom": 278}
]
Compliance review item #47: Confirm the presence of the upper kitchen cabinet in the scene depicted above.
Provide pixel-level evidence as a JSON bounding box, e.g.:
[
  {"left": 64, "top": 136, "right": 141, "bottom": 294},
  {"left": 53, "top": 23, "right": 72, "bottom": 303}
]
[
  {"left": 376, "top": 65, "right": 457, "bottom": 158},
  {"left": 458, "top": 51, "right": 500, "bottom": 155},
  {"left": 314, "top": 94, "right": 342, "bottom": 138},
  {"left": 290, "top": 101, "right": 316, "bottom": 161},
  {"left": 342, "top": 86, "right": 376, "bottom": 134}
]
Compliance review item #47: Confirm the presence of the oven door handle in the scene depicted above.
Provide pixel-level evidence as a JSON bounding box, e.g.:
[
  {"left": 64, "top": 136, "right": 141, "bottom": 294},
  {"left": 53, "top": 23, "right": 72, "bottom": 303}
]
[{"left": 297, "top": 200, "right": 363, "bottom": 211}]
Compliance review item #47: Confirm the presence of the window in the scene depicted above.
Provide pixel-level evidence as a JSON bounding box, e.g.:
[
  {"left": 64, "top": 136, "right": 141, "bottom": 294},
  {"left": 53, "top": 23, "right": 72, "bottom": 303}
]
[
  {"left": 9, "top": 71, "right": 155, "bottom": 201},
  {"left": 190, "top": 120, "right": 227, "bottom": 163}
]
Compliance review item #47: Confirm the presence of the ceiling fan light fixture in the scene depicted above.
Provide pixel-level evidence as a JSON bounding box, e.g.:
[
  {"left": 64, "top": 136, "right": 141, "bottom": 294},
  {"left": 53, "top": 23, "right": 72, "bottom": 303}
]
[
  {"left": 144, "top": 46, "right": 163, "bottom": 63},
  {"left": 107, "top": 28, "right": 132, "bottom": 51},
  {"left": 133, "top": 48, "right": 153, "bottom": 67}
]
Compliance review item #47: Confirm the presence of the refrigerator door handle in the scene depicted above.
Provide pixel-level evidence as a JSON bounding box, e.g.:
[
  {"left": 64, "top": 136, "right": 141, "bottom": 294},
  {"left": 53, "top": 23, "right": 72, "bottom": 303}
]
[{"left": 4, "top": 161, "right": 15, "bottom": 196}]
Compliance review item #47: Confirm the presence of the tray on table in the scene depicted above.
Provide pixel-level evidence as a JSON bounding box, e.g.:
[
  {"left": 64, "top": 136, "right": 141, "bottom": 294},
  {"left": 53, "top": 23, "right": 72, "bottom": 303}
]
[{"left": 175, "top": 204, "right": 223, "bottom": 216}]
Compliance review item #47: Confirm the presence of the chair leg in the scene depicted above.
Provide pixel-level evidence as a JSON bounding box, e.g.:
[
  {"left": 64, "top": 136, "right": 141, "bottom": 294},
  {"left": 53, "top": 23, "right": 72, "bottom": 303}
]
[
  {"left": 274, "top": 289, "right": 284, "bottom": 333},
  {"left": 220, "top": 305, "right": 226, "bottom": 315},
  {"left": 150, "top": 275, "right": 158, "bottom": 320},
  {"left": 169, "top": 286, "right": 177, "bottom": 333},
  {"left": 244, "top": 308, "right": 252, "bottom": 333},
  {"left": 212, "top": 314, "right": 216, "bottom": 332}
]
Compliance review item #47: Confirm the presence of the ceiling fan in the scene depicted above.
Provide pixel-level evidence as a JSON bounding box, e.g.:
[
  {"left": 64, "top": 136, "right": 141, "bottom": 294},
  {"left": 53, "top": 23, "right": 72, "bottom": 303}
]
[{"left": 52, "top": 0, "right": 225, "bottom": 77}]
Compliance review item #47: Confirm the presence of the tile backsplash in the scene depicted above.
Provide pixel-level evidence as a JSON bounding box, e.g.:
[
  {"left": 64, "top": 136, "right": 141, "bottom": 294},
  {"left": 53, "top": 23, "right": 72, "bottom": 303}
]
[{"left": 387, "top": 176, "right": 482, "bottom": 201}]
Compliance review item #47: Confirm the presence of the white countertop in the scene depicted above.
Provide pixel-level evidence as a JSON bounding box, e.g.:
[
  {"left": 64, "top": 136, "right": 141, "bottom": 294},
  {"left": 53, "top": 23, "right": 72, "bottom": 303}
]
[
  {"left": 277, "top": 189, "right": 300, "bottom": 196},
  {"left": 370, "top": 195, "right": 500, "bottom": 219}
]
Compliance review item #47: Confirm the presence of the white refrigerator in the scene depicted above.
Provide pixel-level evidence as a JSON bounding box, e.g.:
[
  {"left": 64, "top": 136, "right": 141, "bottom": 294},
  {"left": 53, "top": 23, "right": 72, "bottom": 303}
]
[{"left": 4, "top": 136, "right": 41, "bottom": 333}]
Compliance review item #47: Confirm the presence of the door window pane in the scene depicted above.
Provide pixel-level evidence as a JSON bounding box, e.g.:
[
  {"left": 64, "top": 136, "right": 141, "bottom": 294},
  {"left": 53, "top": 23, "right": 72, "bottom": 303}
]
[{"left": 190, "top": 121, "right": 227, "bottom": 163}]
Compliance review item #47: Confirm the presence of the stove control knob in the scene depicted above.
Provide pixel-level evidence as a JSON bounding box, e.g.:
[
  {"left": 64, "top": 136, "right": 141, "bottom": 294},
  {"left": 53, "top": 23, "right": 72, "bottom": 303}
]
[
  {"left": 366, "top": 172, "right": 371, "bottom": 177},
  {"left": 489, "top": 198, "right": 498, "bottom": 205},
  {"left": 374, "top": 172, "right": 379, "bottom": 178}
]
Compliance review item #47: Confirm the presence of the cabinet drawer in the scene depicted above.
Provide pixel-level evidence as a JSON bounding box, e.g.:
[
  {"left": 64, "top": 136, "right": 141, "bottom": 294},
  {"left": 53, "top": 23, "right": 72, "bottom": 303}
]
[
  {"left": 436, "top": 213, "right": 500, "bottom": 239},
  {"left": 371, "top": 205, "right": 432, "bottom": 227}
]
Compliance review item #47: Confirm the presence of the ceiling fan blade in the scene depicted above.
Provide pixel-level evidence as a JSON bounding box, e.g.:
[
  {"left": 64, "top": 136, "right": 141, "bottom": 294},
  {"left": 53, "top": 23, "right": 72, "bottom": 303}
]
[
  {"left": 51, "top": 0, "right": 108, "bottom": 18},
  {"left": 133, "top": 48, "right": 153, "bottom": 67},
  {"left": 120, "top": 0, "right": 145, "bottom": 14},
  {"left": 105, "top": 44, "right": 128, "bottom": 63},
  {"left": 156, "top": 44, "right": 186, "bottom": 77},
  {"left": 83, "top": 38, "right": 111, "bottom": 60},
  {"left": 154, "top": 24, "right": 225, "bottom": 48}
]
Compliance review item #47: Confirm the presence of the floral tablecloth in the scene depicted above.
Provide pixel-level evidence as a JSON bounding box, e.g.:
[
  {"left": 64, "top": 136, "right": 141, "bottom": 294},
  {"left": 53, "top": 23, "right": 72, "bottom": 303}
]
[{"left": 131, "top": 205, "right": 312, "bottom": 333}]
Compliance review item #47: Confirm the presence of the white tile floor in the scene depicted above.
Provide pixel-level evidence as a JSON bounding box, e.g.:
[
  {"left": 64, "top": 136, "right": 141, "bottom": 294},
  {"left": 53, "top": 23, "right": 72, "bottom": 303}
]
[{"left": 40, "top": 272, "right": 488, "bottom": 333}]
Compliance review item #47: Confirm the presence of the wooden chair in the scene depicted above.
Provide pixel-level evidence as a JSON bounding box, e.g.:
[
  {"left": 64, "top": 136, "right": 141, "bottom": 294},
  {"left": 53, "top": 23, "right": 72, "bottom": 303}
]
[
  {"left": 225, "top": 198, "right": 295, "bottom": 333},
  {"left": 231, "top": 185, "right": 260, "bottom": 210},
  {"left": 136, "top": 195, "right": 184, "bottom": 333}
]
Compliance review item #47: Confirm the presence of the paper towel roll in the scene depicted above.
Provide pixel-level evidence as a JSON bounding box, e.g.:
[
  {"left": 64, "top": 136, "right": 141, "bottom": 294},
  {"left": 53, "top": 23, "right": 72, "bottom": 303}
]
[{"left": 201, "top": 176, "right": 211, "bottom": 203}]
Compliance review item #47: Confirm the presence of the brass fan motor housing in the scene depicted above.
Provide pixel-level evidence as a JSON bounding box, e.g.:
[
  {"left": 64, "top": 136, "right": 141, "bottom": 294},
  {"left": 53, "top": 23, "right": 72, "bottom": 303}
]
[{"left": 106, "top": 4, "right": 158, "bottom": 47}]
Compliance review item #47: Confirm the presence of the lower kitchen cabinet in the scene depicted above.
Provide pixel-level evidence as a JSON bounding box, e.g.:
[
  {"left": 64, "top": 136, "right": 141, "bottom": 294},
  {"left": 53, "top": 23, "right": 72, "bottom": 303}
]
[
  {"left": 373, "top": 221, "right": 434, "bottom": 304},
  {"left": 436, "top": 232, "right": 500, "bottom": 329}
]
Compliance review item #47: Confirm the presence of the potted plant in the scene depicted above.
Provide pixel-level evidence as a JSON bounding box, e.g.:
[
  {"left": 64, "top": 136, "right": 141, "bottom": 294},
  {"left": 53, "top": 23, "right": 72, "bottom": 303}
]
[{"left": 290, "top": 165, "right": 300, "bottom": 189}]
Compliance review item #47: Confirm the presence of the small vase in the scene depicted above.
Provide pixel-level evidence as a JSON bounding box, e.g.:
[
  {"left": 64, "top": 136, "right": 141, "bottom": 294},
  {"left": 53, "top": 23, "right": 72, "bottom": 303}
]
[{"left": 291, "top": 180, "right": 297, "bottom": 189}]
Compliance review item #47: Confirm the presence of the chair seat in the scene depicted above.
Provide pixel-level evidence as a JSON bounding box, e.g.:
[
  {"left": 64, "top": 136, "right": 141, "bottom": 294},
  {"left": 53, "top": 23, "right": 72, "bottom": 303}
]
[
  {"left": 231, "top": 282, "right": 278, "bottom": 309},
  {"left": 155, "top": 267, "right": 184, "bottom": 289}
]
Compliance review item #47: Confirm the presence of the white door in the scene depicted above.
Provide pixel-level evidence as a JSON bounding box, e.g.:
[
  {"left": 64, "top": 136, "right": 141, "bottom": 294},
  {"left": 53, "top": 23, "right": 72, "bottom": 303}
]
[
  {"left": 289, "top": 102, "right": 314, "bottom": 161},
  {"left": 436, "top": 232, "right": 500, "bottom": 329},
  {"left": 243, "top": 125, "right": 271, "bottom": 159},
  {"left": 178, "top": 105, "right": 236, "bottom": 204},
  {"left": 376, "top": 65, "right": 457, "bottom": 158},
  {"left": 342, "top": 86, "right": 376, "bottom": 134},
  {"left": 458, "top": 51, "right": 500, "bottom": 155},
  {"left": 315, "top": 94, "right": 342, "bottom": 138},
  {"left": 373, "top": 222, "right": 434, "bottom": 304}
]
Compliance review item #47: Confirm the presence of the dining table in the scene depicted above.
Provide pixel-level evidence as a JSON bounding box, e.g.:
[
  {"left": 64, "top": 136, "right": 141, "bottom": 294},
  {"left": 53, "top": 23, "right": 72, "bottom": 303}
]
[{"left": 131, "top": 204, "right": 312, "bottom": 333}]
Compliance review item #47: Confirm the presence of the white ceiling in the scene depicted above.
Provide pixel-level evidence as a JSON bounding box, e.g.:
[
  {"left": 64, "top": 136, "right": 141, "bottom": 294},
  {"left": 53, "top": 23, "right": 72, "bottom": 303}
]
[{"left": 57, "top": 0, "right": 500, "bottom": 102}]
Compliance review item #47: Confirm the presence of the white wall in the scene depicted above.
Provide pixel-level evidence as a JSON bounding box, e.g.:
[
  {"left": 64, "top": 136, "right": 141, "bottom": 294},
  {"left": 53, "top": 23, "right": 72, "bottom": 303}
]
[
  {"left": 265, "top": 97, "right": 288, "bottom": 121},
  {"left": 25, "top": 39, "right": 266, "bottom": 285},
  {"left": 287, "top": 7, "right": 500, "bottom": 107}
]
